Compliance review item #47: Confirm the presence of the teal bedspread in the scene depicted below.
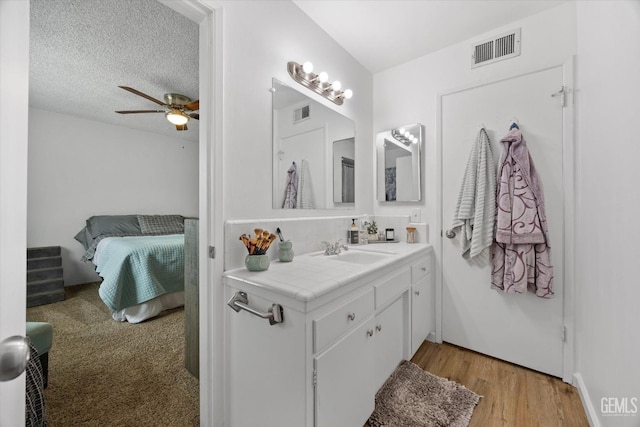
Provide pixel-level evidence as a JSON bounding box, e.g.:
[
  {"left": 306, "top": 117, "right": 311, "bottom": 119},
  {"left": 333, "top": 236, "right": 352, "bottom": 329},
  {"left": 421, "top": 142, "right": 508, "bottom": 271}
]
[{"left": 95, "top": 234, "right": 185, "bottom": 312}]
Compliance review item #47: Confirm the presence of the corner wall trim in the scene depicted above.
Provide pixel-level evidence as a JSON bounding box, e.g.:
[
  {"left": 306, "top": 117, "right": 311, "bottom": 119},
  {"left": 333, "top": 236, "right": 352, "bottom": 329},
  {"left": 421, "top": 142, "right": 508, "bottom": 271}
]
[{"left": 574, "top": 372, "right": 601, "bottom": 427}]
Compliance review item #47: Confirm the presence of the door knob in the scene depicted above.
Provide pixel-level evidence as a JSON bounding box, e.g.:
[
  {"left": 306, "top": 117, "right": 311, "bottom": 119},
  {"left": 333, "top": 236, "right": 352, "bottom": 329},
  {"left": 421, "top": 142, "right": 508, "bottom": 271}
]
[
  {"left": 445, "top": 229, "right": 456, "bottom": 239},
  {"left": 0, "top": 335, "right": 31, "bottom": 382}
]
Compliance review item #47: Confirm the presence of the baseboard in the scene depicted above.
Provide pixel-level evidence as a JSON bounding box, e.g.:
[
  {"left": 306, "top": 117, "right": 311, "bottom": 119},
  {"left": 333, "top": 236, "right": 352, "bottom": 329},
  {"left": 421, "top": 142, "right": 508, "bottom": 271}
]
[{"left": 574, "top": 372, "right": 601, "bottom": 427}]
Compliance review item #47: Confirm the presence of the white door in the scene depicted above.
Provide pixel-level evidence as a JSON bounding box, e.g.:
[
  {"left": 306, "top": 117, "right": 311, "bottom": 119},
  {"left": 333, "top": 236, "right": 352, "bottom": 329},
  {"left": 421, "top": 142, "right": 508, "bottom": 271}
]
[
  {"left": 0, "top": 1, "right": 30, "bottom": 424},
  {"left": 373, "top": 297, "right": 404, "bottom": 391},
  {"left": 440, "top": 65, "right": 568, "bottom": 377},
  {"left": 277, "top": 127, "right": 326, "bottom": 208},
  {"left": 411, "top": 274, "right": 432, "bottom": 355},
  {"left": 315, "top": 317, "right": 375, "bottom": 427}
]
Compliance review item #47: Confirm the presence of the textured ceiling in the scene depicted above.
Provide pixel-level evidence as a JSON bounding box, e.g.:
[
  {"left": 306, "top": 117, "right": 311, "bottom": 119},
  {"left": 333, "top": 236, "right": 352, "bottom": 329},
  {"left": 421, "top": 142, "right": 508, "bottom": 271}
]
[
  {"left": 293, "top": 0, "right": 569, "bottom": 73},
  {"left": 29, "top": 0, "right": 199, "bottom": 142}
]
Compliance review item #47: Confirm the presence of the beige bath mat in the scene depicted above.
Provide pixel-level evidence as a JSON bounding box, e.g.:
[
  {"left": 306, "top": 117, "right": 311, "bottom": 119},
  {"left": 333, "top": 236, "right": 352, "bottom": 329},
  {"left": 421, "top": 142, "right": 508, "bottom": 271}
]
[{"left": 368, "top": 360, "right": 481, "bottom": 427}]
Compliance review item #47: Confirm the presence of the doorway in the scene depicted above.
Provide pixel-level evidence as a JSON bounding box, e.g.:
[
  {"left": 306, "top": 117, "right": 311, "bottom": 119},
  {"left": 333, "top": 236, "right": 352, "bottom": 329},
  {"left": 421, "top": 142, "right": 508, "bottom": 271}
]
[{"left": 0, "top": 0, "right": 220, "bottom": 424}]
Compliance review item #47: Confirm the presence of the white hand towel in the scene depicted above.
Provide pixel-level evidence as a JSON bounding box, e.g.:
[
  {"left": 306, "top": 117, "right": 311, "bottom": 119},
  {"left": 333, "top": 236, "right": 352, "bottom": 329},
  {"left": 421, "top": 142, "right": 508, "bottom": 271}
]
[{"left": 449, "top": 128, "right": 496, "bottom": 265}]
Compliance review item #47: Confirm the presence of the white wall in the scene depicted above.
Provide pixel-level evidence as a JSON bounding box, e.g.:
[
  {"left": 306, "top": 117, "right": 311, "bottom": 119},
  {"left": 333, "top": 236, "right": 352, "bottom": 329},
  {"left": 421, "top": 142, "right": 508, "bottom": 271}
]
[
  {"left": 373, "top": 2, "right": 640, "bottom": 425},
  {"left": 373, "top": 1, "right": 577, "bottom": 228},
  {"left": 220, "top": 0, "right": 373, "bottom": 221},
  {"left": 575, "top": 2, "right": 640, "bottom": 426},
  {"left": 28, "top": 108, "right": 199, "bottom": 285},
  {"left": 372, "top": 1, "right": 577, "bottom": 370}
]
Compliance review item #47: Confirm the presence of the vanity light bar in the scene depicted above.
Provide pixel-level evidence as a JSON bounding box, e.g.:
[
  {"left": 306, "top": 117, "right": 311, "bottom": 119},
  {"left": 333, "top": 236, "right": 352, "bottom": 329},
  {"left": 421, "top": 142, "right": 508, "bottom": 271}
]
[
  {"left": 287, "top": 61, "right": 353, "bottom": 106},
  {"left": 391, "top": 128, "right": 418, "bottom": 145}
]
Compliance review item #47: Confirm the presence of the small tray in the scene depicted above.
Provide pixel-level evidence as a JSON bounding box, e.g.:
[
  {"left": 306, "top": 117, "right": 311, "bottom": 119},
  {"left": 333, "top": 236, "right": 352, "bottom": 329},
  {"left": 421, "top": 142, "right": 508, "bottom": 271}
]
[{"left": 366, "top": 239, "right": 400, "bottom": 244}]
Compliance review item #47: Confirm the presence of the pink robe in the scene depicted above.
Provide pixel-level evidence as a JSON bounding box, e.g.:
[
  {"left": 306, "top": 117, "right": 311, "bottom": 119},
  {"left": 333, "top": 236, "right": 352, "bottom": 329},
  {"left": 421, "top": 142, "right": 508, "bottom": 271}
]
[{"left": 490, "top": 129, "right": 553, "bottom": 297}]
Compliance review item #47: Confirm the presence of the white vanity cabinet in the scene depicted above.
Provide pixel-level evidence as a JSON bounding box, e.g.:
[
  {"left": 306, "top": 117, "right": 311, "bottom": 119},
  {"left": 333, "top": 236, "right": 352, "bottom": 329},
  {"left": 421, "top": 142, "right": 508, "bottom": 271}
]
[{"left": 224, "top": 244, "right": 433, "bottom": 427}]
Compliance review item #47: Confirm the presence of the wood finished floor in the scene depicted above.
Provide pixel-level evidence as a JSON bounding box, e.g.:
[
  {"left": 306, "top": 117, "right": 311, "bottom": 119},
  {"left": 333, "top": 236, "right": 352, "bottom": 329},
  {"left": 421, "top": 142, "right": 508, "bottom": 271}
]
[{"left": 367, "top": 340, "right": 589, "bottom": 427}]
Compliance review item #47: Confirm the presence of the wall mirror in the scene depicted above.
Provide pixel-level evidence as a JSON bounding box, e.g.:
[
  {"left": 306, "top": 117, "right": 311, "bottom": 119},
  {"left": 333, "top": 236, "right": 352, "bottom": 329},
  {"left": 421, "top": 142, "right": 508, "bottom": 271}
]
[
  {"left": 376, "top": 123, "right": 423, "bottom": 202},
  {"left": 272, "top": 78, "right": 355, "bottom": 209}
]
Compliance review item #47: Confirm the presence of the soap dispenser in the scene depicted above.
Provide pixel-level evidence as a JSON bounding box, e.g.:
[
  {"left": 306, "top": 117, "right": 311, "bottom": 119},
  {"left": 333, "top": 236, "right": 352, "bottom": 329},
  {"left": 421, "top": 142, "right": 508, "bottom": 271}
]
[{"left": 348, "top": 218, "right": 359, "bottom": 244}]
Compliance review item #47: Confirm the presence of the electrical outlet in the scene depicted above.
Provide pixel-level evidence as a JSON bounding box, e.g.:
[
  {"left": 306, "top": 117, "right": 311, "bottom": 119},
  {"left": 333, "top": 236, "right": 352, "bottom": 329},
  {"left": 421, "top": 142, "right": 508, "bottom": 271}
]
[{"left": 411, "top": 209, "right": 421, "bottom": 223}]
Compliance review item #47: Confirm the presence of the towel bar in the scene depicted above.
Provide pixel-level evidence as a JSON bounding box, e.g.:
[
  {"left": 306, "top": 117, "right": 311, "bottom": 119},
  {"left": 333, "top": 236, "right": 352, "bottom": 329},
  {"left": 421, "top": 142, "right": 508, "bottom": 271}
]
[{"left": 227, "top": 291, "right": 284, "bottom": 325}]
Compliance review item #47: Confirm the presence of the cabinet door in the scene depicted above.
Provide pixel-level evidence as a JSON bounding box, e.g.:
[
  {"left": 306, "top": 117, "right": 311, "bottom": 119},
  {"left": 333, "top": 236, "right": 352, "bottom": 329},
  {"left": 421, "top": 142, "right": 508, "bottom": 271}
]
[
  {"left": 373, "top": 297, "right": 405, "bottom": 391},
  {"left": 411, "top": 273, "right": 432, "bottom": 355},
  {"left": 315, "top": 317, "right": 376, "bottom": 427}
]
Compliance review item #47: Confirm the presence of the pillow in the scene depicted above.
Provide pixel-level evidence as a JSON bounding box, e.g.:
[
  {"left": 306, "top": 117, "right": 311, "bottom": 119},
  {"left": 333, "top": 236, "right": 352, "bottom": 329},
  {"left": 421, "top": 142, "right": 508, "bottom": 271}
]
[
  {"left": 85, "top": 215, "right": 141, "bottom": 238},
  {"left": 73, "top": 226, "right": 93, "bottom": 251},
  {"left": 137, "top": 215, "right": 184, "bottom": 235}
]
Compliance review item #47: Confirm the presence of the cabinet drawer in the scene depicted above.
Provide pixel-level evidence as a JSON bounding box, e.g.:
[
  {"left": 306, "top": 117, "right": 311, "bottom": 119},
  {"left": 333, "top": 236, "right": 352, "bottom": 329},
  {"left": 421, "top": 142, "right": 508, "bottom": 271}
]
[
  {"left": 314, "top": 289, "right": 374, "bottom": 353},
  {"left": 411, "top": 259, "right": 431, "bottom": 283},
  {"left": 375, "top": 267, "right": 411, "bottom": 309}
]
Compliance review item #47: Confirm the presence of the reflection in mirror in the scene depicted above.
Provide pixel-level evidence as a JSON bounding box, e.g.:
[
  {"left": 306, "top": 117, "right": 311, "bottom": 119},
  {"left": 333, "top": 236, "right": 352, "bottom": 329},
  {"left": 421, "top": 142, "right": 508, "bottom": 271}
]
[
  {"left": 333, "top": 138, "right": 355, "bottom": 203},
  {"left": 272, "top": 78, "right": 355, "bottom": 209},
  {"left": 376, "top": 124, "right": 423, "bottom": 202}
]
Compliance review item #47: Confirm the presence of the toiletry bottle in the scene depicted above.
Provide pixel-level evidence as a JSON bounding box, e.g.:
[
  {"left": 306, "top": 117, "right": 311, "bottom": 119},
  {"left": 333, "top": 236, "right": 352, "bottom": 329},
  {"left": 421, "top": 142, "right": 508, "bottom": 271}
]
[{"left": 348, "top": 218, "right": 359, "bottom": 244}]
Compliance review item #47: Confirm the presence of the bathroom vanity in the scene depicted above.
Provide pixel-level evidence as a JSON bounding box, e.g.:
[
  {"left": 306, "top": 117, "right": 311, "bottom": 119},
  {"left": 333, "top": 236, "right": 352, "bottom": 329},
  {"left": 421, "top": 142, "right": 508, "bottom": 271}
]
[{"left": 223, "top": 242, "right": 433, "bottom": 427}]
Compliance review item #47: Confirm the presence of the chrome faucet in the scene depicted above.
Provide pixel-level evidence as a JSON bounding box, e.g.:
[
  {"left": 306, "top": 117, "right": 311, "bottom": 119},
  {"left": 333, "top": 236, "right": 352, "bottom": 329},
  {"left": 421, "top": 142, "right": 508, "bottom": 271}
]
[{"left": 321, "top": 240, "right": 349, "bottom": 255}]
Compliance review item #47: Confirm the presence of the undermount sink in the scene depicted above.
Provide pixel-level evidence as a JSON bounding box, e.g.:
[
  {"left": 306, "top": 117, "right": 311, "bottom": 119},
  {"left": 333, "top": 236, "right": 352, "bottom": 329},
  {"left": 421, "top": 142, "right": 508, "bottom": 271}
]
[{"left": 327, "top": 250, "right": 391, "bottom": 265}]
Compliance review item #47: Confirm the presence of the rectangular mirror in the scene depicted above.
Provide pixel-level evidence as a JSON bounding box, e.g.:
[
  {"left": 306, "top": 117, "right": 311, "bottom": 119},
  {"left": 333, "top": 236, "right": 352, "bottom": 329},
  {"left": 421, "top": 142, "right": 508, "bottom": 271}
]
[
  {"left": 376, "top": 124, "right": 423, "bottom": 202},
  {"left": 272, "top": 78, "right": 355, "bottom": 209}
]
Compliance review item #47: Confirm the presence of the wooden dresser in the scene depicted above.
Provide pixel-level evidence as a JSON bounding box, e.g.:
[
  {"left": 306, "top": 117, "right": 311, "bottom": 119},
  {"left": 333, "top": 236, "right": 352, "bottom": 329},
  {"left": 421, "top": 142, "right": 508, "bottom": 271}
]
[{"left": 27, "top": 246, "right": 65, "bottom": 307}]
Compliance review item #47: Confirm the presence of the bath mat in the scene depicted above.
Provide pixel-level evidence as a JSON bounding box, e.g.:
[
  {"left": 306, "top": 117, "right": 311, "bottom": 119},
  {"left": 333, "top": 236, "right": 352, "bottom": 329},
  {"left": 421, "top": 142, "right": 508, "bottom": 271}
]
[{"left": 368, "top": 360, "right": 481, "bottom": 427}]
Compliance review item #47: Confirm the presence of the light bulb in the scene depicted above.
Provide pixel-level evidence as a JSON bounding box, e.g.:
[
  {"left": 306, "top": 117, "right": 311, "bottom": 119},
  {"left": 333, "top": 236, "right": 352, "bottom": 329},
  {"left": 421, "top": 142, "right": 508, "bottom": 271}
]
[
  {"left": 318, "top": 72, "right": 328, "bottom": 83},
  {"left": 404, "top": 131, "right": 411, "bottom": 138},
  {"left": 166, "top": 110, "right": 189, "bottom": 125},
  {"left": 398, "top": 128, "right": 405, "bottom": 134},
  {"left": 302, "top": 61, "right": 314, "bottom": 74},
  {"left": 412, "top": 136, "right": 418, "bottom": 144},
  {"left": 332, "top": 80, "right": 342, "bottom": 91},
  {"left": 343, "top": 89, "right": 353, "bottom": 99}
]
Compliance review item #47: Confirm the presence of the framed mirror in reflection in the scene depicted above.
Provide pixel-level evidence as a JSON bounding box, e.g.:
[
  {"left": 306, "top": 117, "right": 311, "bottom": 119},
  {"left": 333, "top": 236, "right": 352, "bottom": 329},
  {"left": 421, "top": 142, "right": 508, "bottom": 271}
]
[
  {"left": 376, "top": 124, "right": 423, "bottom": 202},
  {"left": 272, "top": 78, "right": 355, "bottom": 209}
]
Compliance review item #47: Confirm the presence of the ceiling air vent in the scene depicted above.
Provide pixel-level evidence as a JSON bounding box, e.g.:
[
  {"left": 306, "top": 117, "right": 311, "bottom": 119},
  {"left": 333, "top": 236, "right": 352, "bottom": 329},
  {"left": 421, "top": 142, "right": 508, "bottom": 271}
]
[
  {"left": 471, "top": 28, "right": 521, "bottom": 69},
  {"left": 293, "top": 104, "right": 310, "bottom": 123}
]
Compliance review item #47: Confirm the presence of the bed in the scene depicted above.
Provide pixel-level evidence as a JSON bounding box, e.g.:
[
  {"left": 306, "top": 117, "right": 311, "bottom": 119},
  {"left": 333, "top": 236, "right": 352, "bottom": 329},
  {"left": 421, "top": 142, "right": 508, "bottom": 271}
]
[{"left": 74, "top": 214, "right": 186, "bottom": 323}]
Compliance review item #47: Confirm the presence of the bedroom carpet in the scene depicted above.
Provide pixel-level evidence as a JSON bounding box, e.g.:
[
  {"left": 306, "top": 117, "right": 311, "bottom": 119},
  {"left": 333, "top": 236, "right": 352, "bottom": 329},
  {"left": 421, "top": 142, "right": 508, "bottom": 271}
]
[
  {"left": 26, "top": 282, "right": 199, "bottom": 427},
  {"left": 368, "top": 360, "right": 480, "bottom": 427}
]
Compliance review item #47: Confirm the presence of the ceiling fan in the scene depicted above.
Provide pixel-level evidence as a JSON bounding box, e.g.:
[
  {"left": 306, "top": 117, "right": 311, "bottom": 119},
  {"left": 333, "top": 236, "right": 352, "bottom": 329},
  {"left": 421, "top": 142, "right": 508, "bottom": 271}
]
[{"left": 115, "top": 86, "right": 199, "bottom": 131}]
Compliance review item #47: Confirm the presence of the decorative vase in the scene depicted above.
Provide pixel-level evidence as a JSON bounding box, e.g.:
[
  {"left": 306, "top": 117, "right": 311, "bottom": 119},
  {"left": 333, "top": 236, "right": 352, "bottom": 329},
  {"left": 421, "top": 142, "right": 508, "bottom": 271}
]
[
  {"left": 278, "top": 241, "right": 294, "bottom": 262},
  {"left": 368, "top": 233, "right": 378, "bottom": 241},
  {"left": 245, "top": 254, "right": 270, "bottom": 271}
]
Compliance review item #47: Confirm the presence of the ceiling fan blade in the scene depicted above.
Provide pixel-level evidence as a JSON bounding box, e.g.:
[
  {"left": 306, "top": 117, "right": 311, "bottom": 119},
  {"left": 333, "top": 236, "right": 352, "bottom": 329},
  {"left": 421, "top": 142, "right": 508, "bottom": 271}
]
[
  {"left": 115, "top": 110, "right": 165, "bottom": 114},
  {"left": 188, "top": 113, "right": 199, "bottom": 120},
  {"left": 118, "top": 86, "right": 165, "bottom": 106},
  {"left": 185, "top": 99, "right": 199, "bottom": 111},
  {"left": 176, "top": 124, "right": 188, "bottom": 131}
]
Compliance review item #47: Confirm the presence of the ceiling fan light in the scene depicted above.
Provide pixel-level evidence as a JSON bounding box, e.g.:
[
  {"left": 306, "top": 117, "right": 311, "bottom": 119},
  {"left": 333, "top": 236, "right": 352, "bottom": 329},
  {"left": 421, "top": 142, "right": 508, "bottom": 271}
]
[{"left": 166, "top": 110, "right": 189, "bottom": 125}]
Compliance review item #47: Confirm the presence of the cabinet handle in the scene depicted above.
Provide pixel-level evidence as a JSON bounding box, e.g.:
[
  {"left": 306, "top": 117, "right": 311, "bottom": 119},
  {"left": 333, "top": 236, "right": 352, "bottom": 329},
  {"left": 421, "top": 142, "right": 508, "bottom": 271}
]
[
  {"left": 415, "top": 290, "right": 420, "bottom": 296},
  {"left": 421, "top": 267, "right": 427, "bottom": 272},
  {"left": 376, "top": 324, "right": 382, "bottom": 332},
  {"left": 367, "top": 329, "right": 374, "bottom": 337},
  {"left": 347, "top": 312, "right": 356, "bottom": 321}
]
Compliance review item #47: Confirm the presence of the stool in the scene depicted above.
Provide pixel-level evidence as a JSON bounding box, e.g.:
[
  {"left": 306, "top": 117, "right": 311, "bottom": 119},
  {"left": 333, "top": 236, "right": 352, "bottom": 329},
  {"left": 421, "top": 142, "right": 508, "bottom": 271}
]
[{"left": 26, "top": 322, "right": 53, "bottom": 388}]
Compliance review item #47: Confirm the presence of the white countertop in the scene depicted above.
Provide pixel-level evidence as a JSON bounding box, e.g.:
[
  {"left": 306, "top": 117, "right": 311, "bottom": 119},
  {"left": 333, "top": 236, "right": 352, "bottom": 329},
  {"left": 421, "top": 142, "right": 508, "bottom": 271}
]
[{"left": 223, "top": 242, "right": 432, "bottom": 303}]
